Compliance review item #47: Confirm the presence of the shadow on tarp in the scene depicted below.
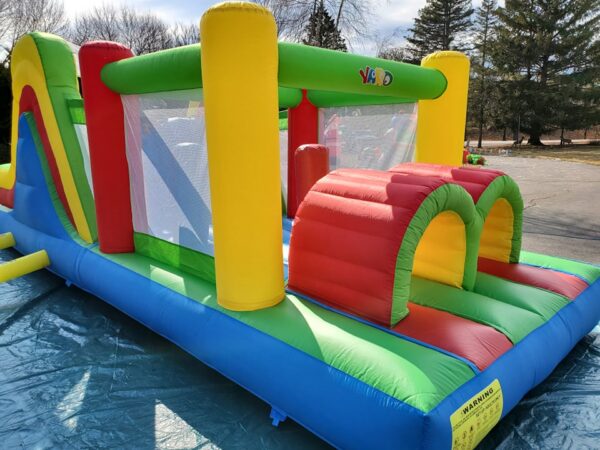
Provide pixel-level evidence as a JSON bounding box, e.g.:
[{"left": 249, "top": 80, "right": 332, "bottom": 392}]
[{"left": 0, "top": 248, "right": 598, "bottom": 449}]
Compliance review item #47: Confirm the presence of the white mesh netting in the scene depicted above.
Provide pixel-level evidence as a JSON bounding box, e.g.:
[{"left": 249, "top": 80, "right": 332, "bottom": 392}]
[
  {"left": 122, "top": 90, "right": 290, "bottom": 256},
  {"left": 122, "top": 89, "right": 214, "bottom": 256},
  {"left": 73, "top": 124, "right": 94, "bottom": 197},
  {"left": 318, "top": 103, "right": 418, "bottom": 171}
]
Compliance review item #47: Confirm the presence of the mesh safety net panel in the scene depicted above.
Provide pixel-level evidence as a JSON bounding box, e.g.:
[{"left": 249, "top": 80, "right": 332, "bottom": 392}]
[
  {"left": 122, "top": 89, "right": 214, "bottom": 256},
  {"left": 73, "top": 124, "right": 94, "bottom": 198},
  {"left": 319, "top": 103, "right": 417, "bottom": 171}
]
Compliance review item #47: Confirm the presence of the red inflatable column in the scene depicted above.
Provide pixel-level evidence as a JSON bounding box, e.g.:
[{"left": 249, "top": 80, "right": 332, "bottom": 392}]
[
  {"left": 287, "top": 90, "right": 318, "bottom": 218},
  {"left": 294, "top": 144, "right": 329, "bottom": 209},
  {"left": 79, "top": 42, "right": 134, "bottom": 253}
]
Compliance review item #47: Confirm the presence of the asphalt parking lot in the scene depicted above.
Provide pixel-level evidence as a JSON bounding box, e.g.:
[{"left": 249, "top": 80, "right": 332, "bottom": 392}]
[{"left": 485, "top": 155, "right": 600, "bottom": 264}]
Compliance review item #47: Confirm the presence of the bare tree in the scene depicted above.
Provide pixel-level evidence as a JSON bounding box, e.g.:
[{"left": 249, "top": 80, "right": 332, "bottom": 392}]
[
  {"left": 252, "top": 0, "right": 374, "bottom": 45},
  {"left": 0, "top": 1, "right": 11, "bottom": 43},
  {"left": 252, "top": 0, "right": 305, "bottom": 37},
  {"left": 2, "top": 0, "right": 69, "bottom": 62},
  {"left": 373, "top": 29, "right": 412, "bottom": 63},
  {"left": 70, "top": 4, "right": 175, "bottom": 55},
  {"left": 119, "top": 7, "right": 173, "bottom": 54},
  {"left": 70, "top": 5, "right": 121, "bottom": 45},
  {"left": 378, "top": 46, "right": 409, "bottom": 62},
  {"left": 171, "top": 23, "right": 200, "bottom": 47}
]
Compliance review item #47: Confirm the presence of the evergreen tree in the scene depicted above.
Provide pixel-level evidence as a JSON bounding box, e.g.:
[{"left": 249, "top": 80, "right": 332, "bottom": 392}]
[
  {"left": 405, "top": 0, "right": 474, "bottom": 61},
  {"left": 302, "top": 1, "right": 347, "bottom": 52},
  {"left": 490, "top": 0, "right": 600, "bottom": 145},
  {"left": 468, "top": 0, "right": 497, "bottom": 148}
]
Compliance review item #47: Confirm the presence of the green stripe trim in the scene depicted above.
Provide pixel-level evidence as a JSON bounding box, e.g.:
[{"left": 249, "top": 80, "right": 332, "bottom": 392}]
[
  {"left": 23, "top": 113, "right": 87, "bottom": 244},
  {"left": 476, "top": 175, "right": 523, "bottom": 263},
  {"left": 520, "top": 251, "right": 600, "bottom": 284},
  {"left": 392, "top": 184, "right": 480, "bottom": 324},
  {"left": 97, "top": 247, "right": 474, "bottom": 412},
  {"left": 133, "top": 232, "right": 215, "bottom": 284},
  {"left": 30, "top": 32, "right": 98, "bottom": 241},
  {"left": 474, "top": 272, "right": 569, "bottom": 321},
  {"left": 410, "top": 276, "right": 545, "bottom": 343}
]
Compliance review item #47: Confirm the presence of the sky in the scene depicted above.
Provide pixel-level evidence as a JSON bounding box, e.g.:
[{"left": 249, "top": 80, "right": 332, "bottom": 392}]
[
  {"left": 60, "top": 0, "right": 427, "bottom": 29},
  {"left": 60, "top": 0, "right": 441, "bottom": 54}
]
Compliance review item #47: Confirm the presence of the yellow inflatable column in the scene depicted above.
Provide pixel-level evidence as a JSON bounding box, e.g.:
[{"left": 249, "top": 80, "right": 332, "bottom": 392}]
[
  {"left": 415, "top": 51, "right": 470, "bottom": 166},
  {"left": 200, "top": 2, "right": 284, "bottom": 310},
  {"left": 0, "top": 250, "right": 50, "bottom": 283},
  {"left": 0, "top": 232, "right": 15, "bottom": 250}
]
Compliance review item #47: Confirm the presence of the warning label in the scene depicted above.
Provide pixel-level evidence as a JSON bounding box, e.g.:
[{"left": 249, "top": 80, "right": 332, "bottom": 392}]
[{"left": 450, "top": 379, "right": 503, "bottom": 450}]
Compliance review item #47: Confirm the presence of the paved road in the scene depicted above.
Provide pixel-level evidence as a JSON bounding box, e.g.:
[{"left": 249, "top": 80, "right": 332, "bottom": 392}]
[
  {"left": 469, "top": 139, "right": 595, "bottom": 148},
  {"left": 485, "top": 155, "right": 600, "bottom": 264}
]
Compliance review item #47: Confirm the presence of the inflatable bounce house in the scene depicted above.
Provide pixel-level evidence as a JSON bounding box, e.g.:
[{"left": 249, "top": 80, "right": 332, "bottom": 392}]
[{"left": 1, "top": 3, "right": 599, "bottom": 449}]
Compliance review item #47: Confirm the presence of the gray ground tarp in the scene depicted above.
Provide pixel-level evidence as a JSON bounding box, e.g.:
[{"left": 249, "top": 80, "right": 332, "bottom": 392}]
[{"left": 1, "top": 246, "right": 599, "bottom": 449}]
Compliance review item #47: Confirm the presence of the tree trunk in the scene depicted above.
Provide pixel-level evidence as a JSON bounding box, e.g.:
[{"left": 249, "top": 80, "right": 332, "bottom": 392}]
[
  {"left": 528, "top": 134, "right": 544, "bottom": 146},
  {"left": 528, "top": 120, "right": 544, "bottom": 146},
  {"left": 528, "top": 137, "right": 544, "bottom": 145},
  {"left": 477, "top": 7, "right": 491, "bottom": 149},
  {"left": 335, "top": 0, "right": 345, "bottom": 27},
  {"left": 502, "top": 127, "right": 507, "bottom": 141},
  {"left": 560, "top": 127, "right": 564, "bottom": 147}
]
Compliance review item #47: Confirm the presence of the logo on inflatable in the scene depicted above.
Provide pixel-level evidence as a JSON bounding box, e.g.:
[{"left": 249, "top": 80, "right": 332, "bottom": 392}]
[{"left": 359, "top": 66, "right": 393, "bottom": 86}]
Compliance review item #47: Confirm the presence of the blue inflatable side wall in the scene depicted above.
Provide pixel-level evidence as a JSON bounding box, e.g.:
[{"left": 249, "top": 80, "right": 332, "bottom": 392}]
[{"left": 2, "top": 116, "right": 600, "bottom": 449}]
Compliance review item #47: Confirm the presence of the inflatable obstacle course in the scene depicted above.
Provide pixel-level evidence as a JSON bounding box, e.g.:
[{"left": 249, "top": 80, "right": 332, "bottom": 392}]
[{"left": 0, "top": 3, "right": 598, "bottom": 449}]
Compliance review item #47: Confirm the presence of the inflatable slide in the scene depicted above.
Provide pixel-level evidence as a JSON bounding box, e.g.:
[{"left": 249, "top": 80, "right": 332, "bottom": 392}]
[{"left": 0, "top": 3, "right": 598, "bottom": 449}]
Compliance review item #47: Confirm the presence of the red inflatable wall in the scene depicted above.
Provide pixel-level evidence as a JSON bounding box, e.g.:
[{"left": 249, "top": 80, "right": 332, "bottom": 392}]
[
  {"left": 287, "top": 90, "right": 318, "bottom": 218},
  {"left": 294, "top": 144, "right": 329, "bottom": 210},
  {"left": 79, "top": 42, "right": 134, "bottom": 253}
]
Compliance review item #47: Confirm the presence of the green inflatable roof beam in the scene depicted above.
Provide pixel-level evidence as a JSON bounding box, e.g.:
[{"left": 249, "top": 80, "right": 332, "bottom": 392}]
[
  {"left": 102, "top": 44, "right": 203, "bottom": 94},
  {"left": 101, "top": 42, "right": 445, "bottom": 103},
  {"left": 101, "top": 44, "right": 303, "bottom": 108},
  {"left": 278, "top": 43, "right": 447, "bottom": 100},
  {"left": 278, "top": 87, "right": 302, "bottom": 108}
]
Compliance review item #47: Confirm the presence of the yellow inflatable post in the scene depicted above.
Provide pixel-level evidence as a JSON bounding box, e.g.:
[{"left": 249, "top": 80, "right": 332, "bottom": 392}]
[
  {"left": 0, "top": 232, "right": 15, "bottom": 250},
  {"left": 200, "top": 2, "right": 284, "bottom": 310},
  {"left": 415, "top": 51, "right": 470, "bottom": 166},
  {"left": 0, "top": 250, "right": 50, "bottom": 283}
]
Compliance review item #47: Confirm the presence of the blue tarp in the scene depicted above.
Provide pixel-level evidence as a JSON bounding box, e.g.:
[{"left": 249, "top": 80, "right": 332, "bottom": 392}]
[{"left": 1, "top": 247, "right": 599, "bottom": 449}]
